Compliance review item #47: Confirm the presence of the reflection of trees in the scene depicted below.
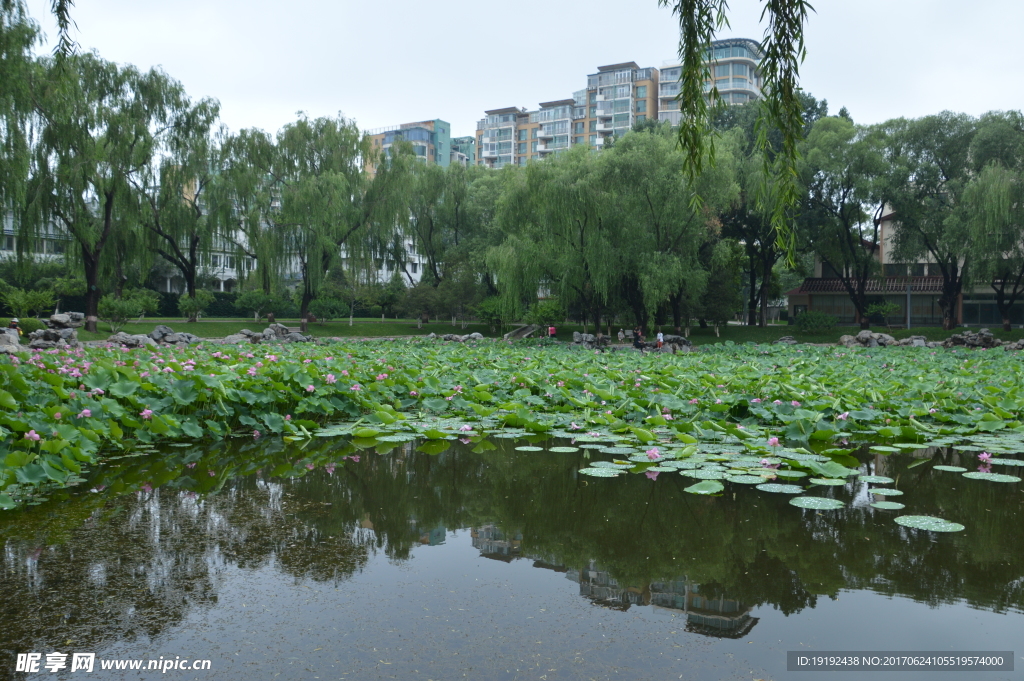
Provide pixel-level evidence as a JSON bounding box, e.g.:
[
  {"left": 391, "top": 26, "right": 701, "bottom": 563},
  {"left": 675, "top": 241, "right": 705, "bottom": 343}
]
[{"left": 3, "top": 437, "right": 1022, "bottom": 658}]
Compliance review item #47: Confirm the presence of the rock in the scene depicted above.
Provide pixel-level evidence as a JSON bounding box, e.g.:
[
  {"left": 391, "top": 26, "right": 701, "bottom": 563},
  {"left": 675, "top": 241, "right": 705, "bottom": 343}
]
[
  {"left": 48, "top": 313, "right": 71, "bottom": 328},
  {"left": 865, "top": 337, "right": 879, "bottom": 348},
  {"left": 178, "top": 332, "right": 201, "bottom": 344},
  {"left": 0, "top": 329, "right": 21, "bottom": 348},
  {"left": 426, "top": 333, "right": 437, "bottom": 339},
  {"left": 149, "top": 324, "right": 175, "bottom": 341},
  {"left": 911, "top": 337, "right": 927, "bottom": 347},
  {"left": 573, "top": 331, "right": 583, "bottom": 343},
  {"left": 239, "top": 329, "right": 255, "bottom": 337},
  {"left": 838, "top": 334, "right": 858, "bottom": 347},
  {"left": 875, "top": 333, "right": 896, "bottom": 346},
  {"left": 108, "top": 332, "right": 156, "bottom": 348},
  {"left": 855, "top": 329, "right": 874, "bottom": 343},
  {"left": 773, "top": 336, "right": 798, "bottom": 345},
  {"left": 222, "top": 334, "right": 249, "bottom": 344},
  {"left": 28, "top": 340, "right": 56, "bottom": 349},
  {"left": 284, "top": 332, "right": 310, "bottom": 343},
  {"left": 662, "top": 334, "right": 692, "bottom": 346},
  {"left": 467, "top": 332, "right": 484, "bottom": 340},
  {"left": 266, "top": 323, "right": 290, "bottom": 339}
]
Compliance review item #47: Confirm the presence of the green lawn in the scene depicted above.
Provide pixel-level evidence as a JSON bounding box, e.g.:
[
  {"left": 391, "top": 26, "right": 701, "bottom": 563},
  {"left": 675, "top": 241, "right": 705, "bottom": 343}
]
[{"left": 70, "top": 317, "right": 1024, "bottom": 346}]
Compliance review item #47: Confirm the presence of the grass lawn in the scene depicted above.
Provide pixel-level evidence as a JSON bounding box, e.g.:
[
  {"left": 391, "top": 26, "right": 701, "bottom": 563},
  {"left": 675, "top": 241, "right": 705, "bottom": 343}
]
[{"left": 71, "top": 317, "right": 1024, "bottom": 346}]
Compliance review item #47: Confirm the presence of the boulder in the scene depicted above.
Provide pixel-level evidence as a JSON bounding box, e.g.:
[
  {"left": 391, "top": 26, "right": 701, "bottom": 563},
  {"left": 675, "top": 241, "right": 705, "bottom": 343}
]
[
  {"left": 108, "top": 332, "right": 157, "bottom": 348},
  {"left": 0, "top": 329, "right": 21, "bottom": 348},
  {"left": 467, "top": 332, "right": 484, "bottom": 340},
  {"left": 944, "top": 328, "right": 1001, "bottom": 349},
  {"left": 149, "top": 324, "right": 176, "bottom": 341},
  {"left": 855, "top": 329, "right": 874, "bottom": 343},
  {"left": 572, "top": 331, "right": 583, "bottom": 343},
  {"left": 662, "top": 334, "right": 692, "bottom": 346},
  {"left": 838, "top": 334, "right": 858, "bottom": 347},
  {"left": 221, "top": 334, "right": 249, "bottom": 345},
  {"left": 773, "top": 336, "right": 798, "bottom": 345},
  {"left": 239, "top": 329, "right": 255, "bottom": 337},
  {"left": 426, "top": 332, "right": 437, "bottom": 339},
  {"left": 875, "top": 333, "right": 897, "bottom": 346},
  {"left": 266, "top": 323, "right": 290, "bottom": 339},
  {"left": 284, "top": 332, "right": 311, "bottom": 343},
  {"left": 47, "top": 312, "right": 84, "bottom": 329}
]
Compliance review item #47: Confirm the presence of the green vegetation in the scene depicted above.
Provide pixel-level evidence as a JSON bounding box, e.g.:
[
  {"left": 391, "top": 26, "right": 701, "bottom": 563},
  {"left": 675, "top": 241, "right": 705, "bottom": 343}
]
[{"left": 4, "top": 341, "right": 1024, "bottom": 511}]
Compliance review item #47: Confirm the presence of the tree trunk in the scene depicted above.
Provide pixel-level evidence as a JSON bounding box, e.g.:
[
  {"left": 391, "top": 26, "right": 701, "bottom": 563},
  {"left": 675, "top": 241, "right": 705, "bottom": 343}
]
[
  {"left": 1002, "top": 315, "right": 1012, "bottom": 332},
  {"left": 82, "top": 249, "right": 100, "bottom": 333},
  {"left": 747, "top": 263, "right": 758, "bottom": 326},
  {"left": 300, "top": 290, "right": 313, "bottom": 333}
]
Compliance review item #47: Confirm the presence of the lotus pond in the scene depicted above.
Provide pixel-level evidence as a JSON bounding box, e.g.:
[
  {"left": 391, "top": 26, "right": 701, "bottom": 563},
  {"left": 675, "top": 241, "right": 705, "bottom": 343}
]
[{"left": 2, "top": 342, "right": 1024, "bottom": 678}]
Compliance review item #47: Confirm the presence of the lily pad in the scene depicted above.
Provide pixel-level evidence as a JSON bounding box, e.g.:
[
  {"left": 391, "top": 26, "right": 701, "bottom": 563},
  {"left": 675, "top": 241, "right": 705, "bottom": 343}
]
[
  {"left": 894, "top": 515, "right": 965, "bottom": 532},
  {"left": 684, "top": 480, "right": 725, "bottom": 495},
  {"left": 579, "top": 444, "right": 606, "bottom": 449},
  {"left": 933, "top": 465, "right": 967, "bottom": 472},
  {"left": 892, "top": 442, "right": 926, "bottom": 449},
  {"left": 755, "top": 483, "right": 804, "bottom": 494},
  {"left": 870, "top": 446, "right": 901, "bottom": 453},
  {"left": 789, "top": 496, "right": 845, "bottom": 510},
  {"left": 962, "top": 472, "right": 1021, "bottom": 483},
  {"left": 645, "top": 466, "right": 678, "bottom": 473},
  {"left": 590, "top": 461, "right": 631, "bottom": 469},
  {"left": 725, "top": 475, "right": 765, "bottom": 484},
  {"left": 377, "top": 434, "right": 417, "bottom": 442},
  {"left": 600, "top": 447, "right": 636, "bottom": 455},
  {"left": 681, "top": 469, "right": 727, "bottom": 480},
  {"left": 869, "top": 488, "right": 904, "bottom": 496},
  {"left": 809, "top": 478, "right": 848, "bottom": 486},
  {"left": 989, "top": 459, "right": 1024, "bottom": 466},
  {"left": 548, "top": 446, "right": 580, "bottom": 453},
  {"left": 773, "top": 469, "right": 808, "bottom": 478},
  {"left": 858, "top": 475, "right": 894, "bottom": 484},
  {"left": 578, "top": 467, "right": 622, "bottom": 477},
  {"left": 515, "top": 445, "right": 545, "bottom": 452},
  {"left": 871, "top": 501, "right": 906, "bottom": 510}
]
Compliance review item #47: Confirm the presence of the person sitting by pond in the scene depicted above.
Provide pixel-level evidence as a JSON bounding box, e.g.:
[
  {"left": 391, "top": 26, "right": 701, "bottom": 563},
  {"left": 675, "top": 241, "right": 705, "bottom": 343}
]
[
  {"left": 656, "top": 328, "right": 664, "bottom": 349},
  {"left": 632, "top": 327, "right": 644, "bottom": 352},
  {"left": 8, "top": 318, "right": 22, "bottom": 336},
  {"left": 617, "top": 328, "right": 625, "bottom": 343},
  {"left": 548, "top": 325, "right": 556, "bottom": 340}
]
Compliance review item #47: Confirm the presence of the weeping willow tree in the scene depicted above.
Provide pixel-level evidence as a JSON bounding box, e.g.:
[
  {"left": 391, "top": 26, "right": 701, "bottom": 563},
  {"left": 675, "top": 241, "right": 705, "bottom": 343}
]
[
  {"left": 0, "top": 0, "right": 36, "bottom": 216},
  {"left": 660, "top": 0, "right": 812, "bottom": 262},
  {"left": 129, "top": 96, "right": 221, "bottom": 299},
  {"left": 490, "top": 146, "right": 617, "bottom": 332},
  {"left": 601, "top": 123, "right": 740, "bottom": 334},
  {"left": 26, "top": 53, "right": 186, "bottom": 331},
  {"left": 964, "top": 163, "right": 1024, "bottom": 331}
]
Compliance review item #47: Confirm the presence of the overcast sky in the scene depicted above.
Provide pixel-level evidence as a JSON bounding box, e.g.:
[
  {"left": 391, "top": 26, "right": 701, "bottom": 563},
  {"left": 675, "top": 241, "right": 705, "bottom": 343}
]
[{"left": 24, "top": 0, "right": 1024, "bottom": 139}]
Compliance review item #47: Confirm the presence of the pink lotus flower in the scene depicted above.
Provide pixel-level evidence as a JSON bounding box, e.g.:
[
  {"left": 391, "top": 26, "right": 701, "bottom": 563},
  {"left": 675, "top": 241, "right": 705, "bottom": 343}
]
[
  {"left": 767, "top": 436, "right": 780, "bottom": 447},
  {"left": 140, "top": 409, "right": 153, "bottom": 419},
  {"left": 569, "top": 422, "right": 582, "bottom": 430},
  {"left": 77, "top": 409, "right": 91, "bottom": 419},
  {"left": 689, "top": 398, "right": 699, "bottom": 404},
  {"left": 141, "top": 483, "right": 152, "bottom": 493},
  {"left": 750, "top": 398, "right": 762, "bottom": 404},
  {"left": 326, "top": 374, "right": 337, "bottom": 384},
  {"left": 325, "top": 465, "right": 335, "bottom": 475},
  {"left": 836, "top": 412, "right": 849, "bottom": 420},
  {"left": 928, "top": 408, "right": 937, "bottom": 414},
  {"left": 24, "top": 430, "right": 40, "bottom": 441},
  {"left": 773, "top": 400, "right": 782, "bottom": 405},
  {"left": 350, "top": 455, "right": 360, "bottom": 462},
  {"left": 306, "top": 385, "right": 315, "bottom": 392},
  {"left": 253, "top": 430, "right": 261, "bottom": 439},
  {"left": 459, "top": 425, "right": 473, "bottom": 431},
  {"left": 186, "top": 462, "right": 197, "bottom": 469},
  {"left": 350, "top": 384, "right": 362, "bottom": 391},
  {"left": 791, "top": 400, "right": 801, "bottom": 407},
  {"left": 208, "top": 470, "right": 216, "bottom": 476},
  {"left": 305, "top": 463, "right": 315, "bottom": 470},
  {"left": 646, "top": 447, "right": 661, "bottom": 461},
  {"left": 53, "top": 412, "right": 61, "bottom": 420},
  {"left": 978, "top": 452, "right": 992, "bottom": 463},
  {"left": 341, "top": 369, "right": 349, "bottom": 376},
  {"left": 409, "top": 390, "right": 418, "bottom": 396},
  {"left": 285, "top": 414, "right": 291, "bottom": 421}
]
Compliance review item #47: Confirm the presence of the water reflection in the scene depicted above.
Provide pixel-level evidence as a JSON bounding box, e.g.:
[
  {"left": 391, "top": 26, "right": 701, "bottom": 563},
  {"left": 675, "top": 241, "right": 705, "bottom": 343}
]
[{"left": 1, "top": 435, "right": 1023, "bottom": 668}]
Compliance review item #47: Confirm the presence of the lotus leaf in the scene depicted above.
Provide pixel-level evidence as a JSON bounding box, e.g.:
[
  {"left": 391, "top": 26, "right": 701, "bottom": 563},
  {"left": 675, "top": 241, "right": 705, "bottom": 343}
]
[
  {"left": 933, "top": 465, "right": 967, "bottom": 472},
  {"left": 962, "top": 472, "right": 1021, "bottom": 483},
  {"left": 726, "top": 475, "right": 765, "bottom": 484},
  {"left": 871, "top": 501, "right": 906, "bottom": 510},
  {"left": 548, "top": 446, "right": 580, "bottom": 453},
  {"left": 578, "top": 468, "right": 623, "bottom": 477},
  {"left": 515, "top": 446, "right": 544, "bottom": 452},
  {"left": 809, "top": 478, "right": 847, "bottom": 486},
  {"left": 858, "top": 475, "right": 895, "bottom": 483},
  {"left": 789, "top": 497, "right": 845, "bottom": 510},
  {"left": 894, "top": 515, "right": 965, "bottom": 532},
  {"left": 590, "top": 461, "right": 632, "bottom": 469},
  {"left": 684, "top": 480, "right": 725, "bottom": 495},
  {"left": 989, "top": 459, "right": 1024, "bottom": 466},
  {"left": 755, "top": 483, "right": 804, "bottom": 494},
  {"left": 870, "top": 488, "right": 904, "bottom": 496}
]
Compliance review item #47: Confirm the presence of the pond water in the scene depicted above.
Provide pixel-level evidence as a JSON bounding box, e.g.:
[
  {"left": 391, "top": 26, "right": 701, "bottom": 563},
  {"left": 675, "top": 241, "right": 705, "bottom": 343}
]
[{"left": 1, "top": 436, "right": 1022, "bottom": 680}]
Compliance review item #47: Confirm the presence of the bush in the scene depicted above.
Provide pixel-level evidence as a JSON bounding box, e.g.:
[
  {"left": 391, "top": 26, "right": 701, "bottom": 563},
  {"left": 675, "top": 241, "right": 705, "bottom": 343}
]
[
  {"left": 18, "top": 318, "right": 44, "bottom": 334},
  {"left": 795, "top": 310, "right": 837, "bottom": 333},
  {"left": 1, "top": 288, "right": 56, "bottom": 319},
  {"left": 524, "top": 299, "right": 564, "bottom": 327},
  {"left": 309, "top": 296, "right": 347, "bottom": 324},
  {"left": 178, "top": 290, "right": 216, "bottom": 322},
  {"left": 235, "top": 290, "right": 277, "bottom": 322},
  {"left": 98, "top": 290, "right": 160, "bottom": 333}
]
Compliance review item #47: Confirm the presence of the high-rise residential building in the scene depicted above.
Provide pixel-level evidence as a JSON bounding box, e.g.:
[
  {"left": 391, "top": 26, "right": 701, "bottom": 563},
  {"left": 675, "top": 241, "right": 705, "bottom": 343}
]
[
  {"left": 451, "top": 136, "right": 477, "bottom": 167},
  {"left": 659, "top": 38, "right": 764, "bottom": 126},
  {"left": 365, "top": 119, "right": 452, "bottom": 174},
  {"left": 474, "top": 61, "right": 659, "bottom": 168}
]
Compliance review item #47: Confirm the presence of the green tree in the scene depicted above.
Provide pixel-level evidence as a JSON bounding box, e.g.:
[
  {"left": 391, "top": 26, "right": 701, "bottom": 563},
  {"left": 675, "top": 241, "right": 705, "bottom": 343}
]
[
  {"left": 798, "top": 116, "right": 887, "bottom": 329},
  {"left": 98, "top": 288, "right": 158, "bottom": 333},
  {"left": 880, "top": 113, "right": 977, "bottom": 330},
  {"left": 26, "top": 54, "right": 184, "bottom": 331},
  {"left": 178, "top": 289, "right": 214, "bottom": 322},
  {"left": 0, "top": 0, "right": 36, "bottom": 214}
]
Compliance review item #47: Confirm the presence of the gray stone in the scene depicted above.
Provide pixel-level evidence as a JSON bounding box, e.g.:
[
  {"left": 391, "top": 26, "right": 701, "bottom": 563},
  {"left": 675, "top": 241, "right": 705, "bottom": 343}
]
[
  {"left": 267, "top": 323, "right": 290, "bottom": 339},
  {"left": 149, "top": 324, "right": 175, "bottom": 341},
  {"left": 285, "top": 332, "right": 310, "bottom": 343},
  {"left": 855, "top": 329, "right": 874, "bottom": 343},
  {"left": 865, "top": 338, "right": 879, "bottom": 348},
  {"left": 163, "top": 333, "right": 181, "bottom": 343},
  {"left": 838, "top": 334, "right": 858, "bottom": 347},
  {"left": 875, "top": 333, "right": 896, "bottom": 346},
  {"left": 0, "top": 329, "right": 21, "bottom": 347},
  {"left": 467, "top": 332, "right": 484, "bottom": 340},
  {"left": 58, "top": 327, "right": 76, "bottom": 340},
  {"left": 109, "top": 332, "right": 156, "bottom": 348},
  {"left": 221, "top": 334, "right": 249, "bottom": 344},
  {"left": 572, "top": 331, "right": 583, "bottom": 343},
  {"left": 48, "top": 313, "right": 71, "bottom": 328},
  {"left": 773, "top": 336, "right": 799, "bottom": 345},
  {"left": 912, "top": 338, "right": 927, "bottom": 347},
  {"left": 28, "top": 340, "right": 56, "bottom": 349},
  {"left": 426, "top": 333, "right": 437, "bottom": 339},
  {"left": 239, "top": 329, "right": 255, "bottom": 337}
]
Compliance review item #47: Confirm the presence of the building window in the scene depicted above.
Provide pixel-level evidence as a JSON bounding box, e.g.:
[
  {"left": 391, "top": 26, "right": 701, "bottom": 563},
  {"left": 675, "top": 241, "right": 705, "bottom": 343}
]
[
  {"left": 411, "top": 262, "right": 418, "bottom": 273},
  {"left": 636, "top": 114, "right": 646, "bottom": 122},
  {"left": 531, "top": 128, "right": 538, "bottom": 139},
  {"left": 715, "top": 64, "right": 730, "bottom": 78},
  {"left": 589, "top": 106, "right": 596, "bottom": 118},
  {"left": 636, "top": 100, "right": 647, "bottom": 113},
  {"left": 518, "top": 129, "right": 527, "bottom": 141},
  {"left": 211, "top": 254, "right": 221, "bottom": 268},
  {"left": 517, "top": 142, "right": 526, "bottom": 154},
  {"left": 636, "top": 85, "right": 647, "bottom": 98},
  {"left": 574, "top": 121, "right": 584, "bottom": 134},
  {"left": 573, "top": 136, "right": 583, "bottom": 145},
  {"left": 589, "top": 91, "right": 596, "bottom": 103},
  {"left": 531, "top": 141, "right": 538, "bottom": 152}
]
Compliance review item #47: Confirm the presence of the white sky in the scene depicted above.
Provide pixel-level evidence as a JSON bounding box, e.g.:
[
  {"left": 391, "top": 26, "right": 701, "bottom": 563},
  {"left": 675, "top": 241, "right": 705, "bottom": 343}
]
[{"left": 24, "top": 0, "right": 1024, "bottom": 139}]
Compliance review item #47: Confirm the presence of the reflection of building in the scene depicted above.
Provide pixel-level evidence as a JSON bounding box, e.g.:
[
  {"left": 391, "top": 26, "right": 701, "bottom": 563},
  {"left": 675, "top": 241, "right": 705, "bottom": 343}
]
[
  {"left": 415, "top": 524, "right": 447, "bottom": 546},
  {"left": 568, "top": 563, "right": 758, "bottom": 637},
  {"left": 471, "top": 524, "right": 521, "bottom": 562}
]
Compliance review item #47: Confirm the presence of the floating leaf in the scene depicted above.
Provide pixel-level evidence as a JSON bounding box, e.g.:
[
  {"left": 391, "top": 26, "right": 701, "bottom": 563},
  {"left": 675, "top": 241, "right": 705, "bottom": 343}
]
[
  {"left": 894, "top": 515, "right": 965, "bottom": 532},
  {"left": 646, "top": 466, "right": 678, "bottom": 472},
  {"left": 870, "top": 446, "right": 901, "bottom": 453},
  {"left": 774, "top": 470, "right": 808, "bottom": 478},
  {"left": 684, "top": 480, "right": 724, "bottom": 495},
  {"left": 755, "top": 483, "right": 804, "bottom": 494},
  {"left": 590, "top": 461, "right": 631, "bottom": 469},
  {"left": 548, "top": 446, "right": 580, "bottom": 453},
  {"left": 600, "top": 447, "right": 636, "bottom": 455},
  {"left": 726, "top": 475, "right": 764, "bottom": 484},
  {"left": 578, "top": 467, "right": 622, "bottom": 477},
  {"left": 989, "top": 459, "right": 1024, "bottom": 466},
  {"left": 871, "top": 501, "right": 906, "bottom": 510},
  {"left": 870, "top": 488, "right": 904, "bottom": 496},
  {"left": 933, "top": 465, "right": 967, "bottom": 472},
  {"left": 962, "top": 472, "right": 1021, "bottom": 483},
  {"left": 809, "top": 478, "right": 847, "bottom": 486},
  {"left": 681, "top": 469, "right": 727, "bottom": 480},
  {"left": 515, "top": 446, "right": 544, "bottom": 452},
  {"left": 858, "top": 475, "right": 894, "bottom": 484},
  {"left": 789, "top": 496, "right": 845, "bottom": 510}
]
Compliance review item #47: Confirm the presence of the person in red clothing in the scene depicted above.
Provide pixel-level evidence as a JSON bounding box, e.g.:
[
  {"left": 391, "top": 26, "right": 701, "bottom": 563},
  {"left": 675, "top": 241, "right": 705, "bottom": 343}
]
[{"left": 548, "top": 325, "right": 556, "bottom": 339}]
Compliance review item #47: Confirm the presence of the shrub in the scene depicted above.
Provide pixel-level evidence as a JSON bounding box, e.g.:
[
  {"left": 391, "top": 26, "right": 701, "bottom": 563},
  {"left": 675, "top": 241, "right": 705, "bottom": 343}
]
[
  {"left": 795, "top": 310, "right": 837, "bottom": 333},
  {"left": 309, "top": 296, "right": 346, "bottom": 324},
  {"left": 524, "top": 299, "right": 564, "bottom": 327},
  {"left": 1, "top": 288, "right": 56, "bottom": 318},
  {"left": 178, "top": 290, "right": 216, "bottom": 322},
  {"left": 98, "top": 290, "right": 160, "bottom": 333},
  {"left": 19, "top": 318, "right": 44, "bottom": 334}
]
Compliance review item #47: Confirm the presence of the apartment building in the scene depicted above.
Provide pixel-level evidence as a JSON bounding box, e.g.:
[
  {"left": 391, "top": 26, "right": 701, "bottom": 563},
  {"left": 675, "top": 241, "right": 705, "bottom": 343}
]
[
  {"left": 451, "top": 136, "right": 477, "bottom": 167},
  {"left": 365, "top": 119, "right": 453, "bottom": 174},
  {"left": 659, "top": 38, "right": 765, "bottom": 126}
]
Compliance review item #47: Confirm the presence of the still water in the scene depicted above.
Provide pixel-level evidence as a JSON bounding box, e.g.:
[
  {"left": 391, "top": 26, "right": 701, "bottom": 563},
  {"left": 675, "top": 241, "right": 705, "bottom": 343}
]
[{"left": 1, "top": 436, "right": 1022, "bottom": 680}]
